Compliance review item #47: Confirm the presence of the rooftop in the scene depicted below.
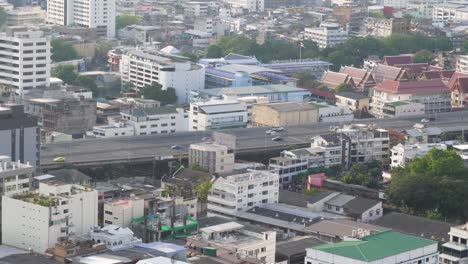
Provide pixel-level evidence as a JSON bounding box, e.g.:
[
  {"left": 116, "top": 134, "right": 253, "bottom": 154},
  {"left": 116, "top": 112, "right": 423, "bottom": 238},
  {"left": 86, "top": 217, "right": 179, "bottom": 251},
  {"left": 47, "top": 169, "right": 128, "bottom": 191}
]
[
  {"left": 336, "top": 92, "right": 368, "bottom": 100},
  {"left": 373, "top": 80, "right": 450, "bottom": 94},
  {"left": 261, "top": 102, "right": 317, "bottom": 112},
  {"left": 313, "top": 230, "right": 436, "bottom": 262},
  {"left": 200, "top": 84, "right": 309, "bottom": 97}
]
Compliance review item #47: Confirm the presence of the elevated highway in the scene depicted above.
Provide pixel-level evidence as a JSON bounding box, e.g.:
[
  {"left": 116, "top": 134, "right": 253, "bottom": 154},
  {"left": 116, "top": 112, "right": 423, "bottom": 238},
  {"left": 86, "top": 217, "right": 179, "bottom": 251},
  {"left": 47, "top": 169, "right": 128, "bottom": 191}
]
[{"left": 40, "top": 111, "right": 468, "bottom": 169}]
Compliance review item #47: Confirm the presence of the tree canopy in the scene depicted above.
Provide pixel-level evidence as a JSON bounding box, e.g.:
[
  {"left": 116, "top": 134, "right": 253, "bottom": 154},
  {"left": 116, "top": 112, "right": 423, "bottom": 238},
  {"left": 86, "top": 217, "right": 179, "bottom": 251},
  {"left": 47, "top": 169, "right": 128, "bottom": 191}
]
[
  {"left": 341, "top": 161, "right": 382, "bottom": 188},
  {"left": 141, "top": 83, "right": 177, "bottom": 105},
  {"left": 206, "top": 34, "right": 452, "bottom": 70},
  {"left": 386, "top": 149, "right": 468, "bottom": 221},
  {"left": 195, "top": 179, "right": 212, "bottom": 203},
  {"left": 116, "top": 14, "right": 141, "bottom": 30},
  {"left": 335, "top": 83, "right": 354, "bottom": 94},
  {"left": 51, "top": 38, "right": 80, "bottom": 62},
  {"left": 51, "top": 65, "right": 78, "bottom": 84},
  {"left": 412, "top": 49, "right": 434, "bottom": 64},
  {"left": 74, "top": 76, "right": 98, "bottom": 95}
]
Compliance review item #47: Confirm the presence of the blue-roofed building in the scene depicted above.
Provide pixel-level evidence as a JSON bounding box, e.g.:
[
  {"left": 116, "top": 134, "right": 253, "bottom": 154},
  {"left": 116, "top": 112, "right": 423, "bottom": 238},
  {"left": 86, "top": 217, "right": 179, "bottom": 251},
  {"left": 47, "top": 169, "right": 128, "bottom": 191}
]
[
  {"left": 205, "top": 67, "right": 252, "bottom": 89},
  {"left": 260, "top": 59, "right": 332, "bottom": 79},
  {"left": 135, "top": 241, "right": 186, "bottom": 261}
]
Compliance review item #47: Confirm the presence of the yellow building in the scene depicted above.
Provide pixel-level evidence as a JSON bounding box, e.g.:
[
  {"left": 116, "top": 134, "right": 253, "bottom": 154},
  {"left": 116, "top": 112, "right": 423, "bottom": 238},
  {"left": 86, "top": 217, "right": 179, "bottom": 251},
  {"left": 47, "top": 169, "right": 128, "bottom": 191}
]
[
  {"left": 251, "top": 102, "right": 319, "bottom": 127},
  {"left": 335, "top": 92, "right": 370, "bottom": 112}
]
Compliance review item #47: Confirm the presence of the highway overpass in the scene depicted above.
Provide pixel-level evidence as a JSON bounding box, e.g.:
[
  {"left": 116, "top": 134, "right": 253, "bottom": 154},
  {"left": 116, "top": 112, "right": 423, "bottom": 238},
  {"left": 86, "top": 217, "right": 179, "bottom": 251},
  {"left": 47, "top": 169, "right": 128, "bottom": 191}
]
[{"left": 40, "top": 111, "right": 468, "bottom": 170}]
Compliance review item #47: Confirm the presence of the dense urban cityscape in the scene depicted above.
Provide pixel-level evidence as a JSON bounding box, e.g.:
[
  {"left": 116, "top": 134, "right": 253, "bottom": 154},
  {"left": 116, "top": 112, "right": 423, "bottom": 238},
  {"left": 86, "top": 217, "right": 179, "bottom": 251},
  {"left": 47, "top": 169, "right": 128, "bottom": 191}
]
[{"left": 0, "top": 0, "right": 467, "bottom": 262}]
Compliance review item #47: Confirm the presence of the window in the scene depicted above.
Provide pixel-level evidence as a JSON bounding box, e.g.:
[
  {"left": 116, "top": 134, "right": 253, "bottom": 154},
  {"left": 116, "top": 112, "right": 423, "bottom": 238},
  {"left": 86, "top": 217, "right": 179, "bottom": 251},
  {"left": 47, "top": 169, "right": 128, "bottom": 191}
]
[
  {"left": 63, "top": 209, "right": 69, "bottom": 214},
  {"left": 248, "top": 193, "right": 254, "bottom": 198},
  {"left": 161, "top": 123, "right": 168, "bottom": 127},
  {"left": 262, "top": 190, "right": 268, "bottom": 195},
  {"left": 261, "top": 247, "right": 266, "bottom": 252},
  {"left": 335, "top": 206, "right": 340, "bottom": 211},
  {"left": 369, "top": 210, "right": 373, "bottom": 217},
  {"left": 104, "top": 220, "right": 112, "bottom": 224},
  {"left": 171, "top": 123, "right": 175, "bottom": 126},
  {"left": 327, "top": 205, "right": 332, "bottom": 210},
  {"left": 376, "top": 209, "right": 381, "bottom": 215},
  {"left": 247, "top": 202, "right": 253, "bottom": 206},
  {"left": 248, "top": 184, "right": 254, "bottom": 189},
  {"left": 105, "top": 210, "right": 113, "bottom": 215},
  {"left": 140, "top": 125, "right": 147, "bottom": 129},
  {"left": 262, "top": 199, "right": 268, "bottom": 203}
]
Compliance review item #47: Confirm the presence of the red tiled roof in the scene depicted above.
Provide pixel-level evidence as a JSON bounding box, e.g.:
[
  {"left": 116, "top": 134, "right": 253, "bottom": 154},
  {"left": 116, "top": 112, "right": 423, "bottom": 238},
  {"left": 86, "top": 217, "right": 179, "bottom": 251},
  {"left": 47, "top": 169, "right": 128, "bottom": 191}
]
[
  {"left": 448, "top": 72, "right": 468, "bottom": 89},
  {"left": 304, "top": 87, "right": 336, "bottom": 99},
  {"left": 374, "top": 79, "right": 450, "bottom": 94},
  {"left": 420, "top": 70, "right": 455, "bottom": 80},
  {"left": 321, "top": 71, "right": 355, "bottom": 90},
  {"left": 373, "top": 64, "right": 408, "bottom": 83},
  {"left": 395, "top": 63, "right": 429, "bottom": 77},
  {"left": 340, "top": 66, "right": 367, "bottom": 81},
  {"left": 384, "top": 55, "right": 412, "bottom": 66},
  {"left": 429, "top": 65, "right": 443, "bottom": 71}
]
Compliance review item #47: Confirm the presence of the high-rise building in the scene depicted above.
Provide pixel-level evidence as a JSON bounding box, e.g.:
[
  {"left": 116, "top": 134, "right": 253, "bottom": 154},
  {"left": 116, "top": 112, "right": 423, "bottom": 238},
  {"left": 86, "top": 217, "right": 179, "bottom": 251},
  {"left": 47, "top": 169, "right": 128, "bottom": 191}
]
[
  {"left": 0, "top": 27, "right": 50, "bottom": 96},
  {"left": 47, "top": 0, "right": 116, "bottom": 38},
  {"left": 0, "top": 104, "right": 39, "bottom": 169}
]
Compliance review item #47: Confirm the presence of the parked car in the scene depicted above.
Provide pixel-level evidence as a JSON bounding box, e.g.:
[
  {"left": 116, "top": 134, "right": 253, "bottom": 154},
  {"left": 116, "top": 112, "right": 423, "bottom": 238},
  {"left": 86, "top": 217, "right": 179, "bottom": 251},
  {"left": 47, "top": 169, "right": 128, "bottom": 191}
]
[
  {"left": 421, "top": 118, "right": 429, "bottom": 123},
  {"left": 171, "top": 145, "right": 181, "bottom": 149},
  {"left": 272, "top": 136, "right": 282, "bottom": 141}
]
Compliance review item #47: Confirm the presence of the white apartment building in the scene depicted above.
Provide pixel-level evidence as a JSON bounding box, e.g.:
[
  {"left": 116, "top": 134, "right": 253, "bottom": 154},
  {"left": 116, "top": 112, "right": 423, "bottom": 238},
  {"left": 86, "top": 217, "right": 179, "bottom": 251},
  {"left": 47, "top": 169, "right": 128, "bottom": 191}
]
[
  {"left": 104, "top": 196, "right": 144, "bottom": 227},
  {"left": 0, "top": 28, "right": 50, "bottom": 96},
  {"left": 183, "top": 2, "right": 208, "bottom": 17},
  {"left": 371, "top": 80, "right": 451, "bottom": 118},
  {"left": 390, "top": 143, "right": 447, "bottom": 168},
  {"left": 89, "top": 122, "right": 134, "bottom": 138},
  {"left": 120, "top": 49, "right": 205, "bottom": 104},
  {"left": 304, "top": 21, "right": 348, "bottom": 49},
  {"left": 189, "top": 96, "right": 249, "bottom": 131},
  {"left": 384, "top": 0, "right": 408, "bottom": 9},
  {"left": 432, "top": 1, "right": 468, "bottom": 26},
  {"left": 121, "top": 106, "right": 189, "bottom": 136},
  {"left": 194, "top": 17, "right": 213, "bottom": 34},
  {"left": 207, "top": 170, "right": 279, "bottom": 217},
  {"left": 312, "top": 102, "right": 354, "bottom": 123},
  {"left": 439, "top": 223, "right": 468, "bottom": 264},
  {"left": 188, "top": 222, "right": 276, "bottom": 264},
  {"left": 2, "top": 182, "right": 98, "bottom": 253},
  {"left": 453, "top": 144, "right": 468, "bottom": 167},
  {"left": 189, "top": 143, "right": 235, "bottom": 173},
  {"left": 226, "top": 0, "right": 264, "bottom": 12},
  {"left": 47, "top": 0, "right": 116, "bottom": 38}
]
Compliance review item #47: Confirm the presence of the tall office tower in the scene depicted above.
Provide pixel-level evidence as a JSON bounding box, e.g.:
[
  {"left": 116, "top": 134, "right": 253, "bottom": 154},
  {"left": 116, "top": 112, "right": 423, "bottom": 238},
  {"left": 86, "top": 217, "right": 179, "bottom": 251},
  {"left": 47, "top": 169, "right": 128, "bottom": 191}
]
[
  {"left": 0, "top": 104, "right": 40, "bottom": 169},
  {"left": 47, "top": 0, "right": 116, "bottom": 38},
  {"left": 0, "top": 27, "right": 50, "bottom": 96}
]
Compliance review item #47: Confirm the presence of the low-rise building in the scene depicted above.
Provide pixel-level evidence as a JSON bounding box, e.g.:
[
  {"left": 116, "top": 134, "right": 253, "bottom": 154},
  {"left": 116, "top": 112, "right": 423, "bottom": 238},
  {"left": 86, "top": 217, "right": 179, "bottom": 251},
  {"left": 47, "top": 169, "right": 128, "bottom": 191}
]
[
  {"left": 453, "top": 144, "right": 468, "bottom": 166},
  {"left": 449, "top": 73, "right": 468, "bottom": 108},
  {"left": 371, "top": 80, "right": 451, "bottom": 118},
  {"left": 0, "top": 156, "right": 32, "bottom": 198},
  {"left": 89, "top": 122, "right": 135, "bottom": 138},
  {"left": 2, "top": 182, "right": 98, "bottom": 253},
  {"left": 304, "top": 21, "right": 348, "bottom": 49},
  {"left": 189, "top": 96, "right": 249, "bottom": 131},
  {"left": 390, "top": 143, "right": 447, "bottom": 168},
  {"left": 251, "top": 102, "right": 319, "bottom": 127},
  {"left": 456, "top": 55, "right": 468, "bottom": 74},
  {"left": 189, "top": 143, "right": 235, "bottom": 173},
  {"left": 207, "top": 170, "right": 279, "bottom": 217},
  {"left": 104, "top": 196, "right": 145, "bottom": 227},
  {"left": 121, "top": 106, "right": 188, "bottom": 135},
  {"left": 439, "top": 223, "right": 468, "bottom": 264},
  {"left": 85, "top": 225, "right": 142, "bottom": 251},
  {"left": 305, "top": 230, "right": 439, "bottom": 264},
  {"left": 321, "top": 71, "right": 356, "bottom": 91},
  {"left": 187, "top": 222, "right": 276, "bottom": 264},
  {"left": 335, "top": 92, "right": 370, "bottom": 113},
  {"left": 183, "top": 2, "right": 208, "bottom": 17},
  {"left": 311, "top": 102, "right": 354, "bottom": 123},
  {"left": 402, "top": 124, "right": 442, "bottom": 144},
  {"left": 339, "top": 66, "right": 376, "bottom": 92},
  {"left": 366, "top": 17, "right": 411, "bottom": 37}
]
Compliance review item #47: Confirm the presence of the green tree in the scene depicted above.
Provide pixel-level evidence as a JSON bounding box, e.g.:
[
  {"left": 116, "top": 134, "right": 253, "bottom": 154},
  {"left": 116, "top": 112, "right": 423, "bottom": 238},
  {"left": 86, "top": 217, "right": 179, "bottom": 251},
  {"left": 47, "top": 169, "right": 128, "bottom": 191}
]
[
  {"left": 386, "top": 149, "right": 468, "bottom": 221},
  {"left": 180, "top": 51, "right": 199, "bottom": 62},
  {"left": 74, "top": 76, "right": 98, "bottom": 96},
  {"left": 412, "top": 49, "right": 433, "bottom": 64},
  {"left": 51, "top": 65, "right": 78, "bottom": 84},
  {"left": 369, "top": 11, "right": 386, "bottom": 19},
  {"left": 116, "top": 14, "right": 141, "bottom": 30},
  {"left": 0, "top": 7, "right": 6, "bottom": 27},
  {"left": 51, "top": 38, "right": 79, "bottom": 62},
  {"left": 402, "top": 13, "right": 413, "bottom": 19},
  {"left": 293, "top": 72, "right": 316, "bottom": 87},
  {"left": 341, "top": 163, "right": 380, "bottom": 188},
  {"left": 141, "top": 83, "right": 177, "bottom": 105},
  {"left": 94, "top": 42, "right": 113, "bottom": 67},
  {"left": 206, "top": 44, "right": 223, "bottom": 58},
  {"left": 335, "top": 83, "right": 354, "bottom": 93},
  {"left": 195, "top": 179, "right": 213, "bottom": 203}
]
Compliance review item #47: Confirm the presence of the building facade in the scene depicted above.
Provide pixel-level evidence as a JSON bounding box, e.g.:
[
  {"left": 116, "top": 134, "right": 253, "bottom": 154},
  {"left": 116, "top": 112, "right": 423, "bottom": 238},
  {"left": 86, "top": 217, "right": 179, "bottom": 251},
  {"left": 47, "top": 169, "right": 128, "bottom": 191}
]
[
  {"left": 120, "top": 49, "right": 205, "bottom": 104},
  {"left": 251, "top": 102, "right": 319, "bottom": 127},
  {"left": 207, "top": 170, "right": 279, "bottom": 217},
  {"left": 390, "top": 143, "right": 447, "bottom": 168},
  {"left": 189, "top": 96, "right": 249, "bottom": 131},
  {"left": 121, "top": 106, "right": 188, "bottom": 136},
  {"left": 189, "top": 143, "right": 235, "bottom": 173},
  {"left": 47, "top": 0, "right": 116, "bottom": 38},
  {"left": 304, "top": 21, "right": 348, "bottom": 49},
  {"left": 104, "top": 196, "right": 145, "bottom": 227},
  {"left": 2, "top": 182, "right": 98, "bottom": 253},
  {"left": 0, "top": 28, "right": 50, "bottom": 96},
  {"left": 439, "top": 223, "right": 468, "bottom": 264},
  {"left": 226, "top": 0, "right": 264, "bottom": 12},
  {"left": 0, "top": 104, "right": 39, "bottom": 168}
]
